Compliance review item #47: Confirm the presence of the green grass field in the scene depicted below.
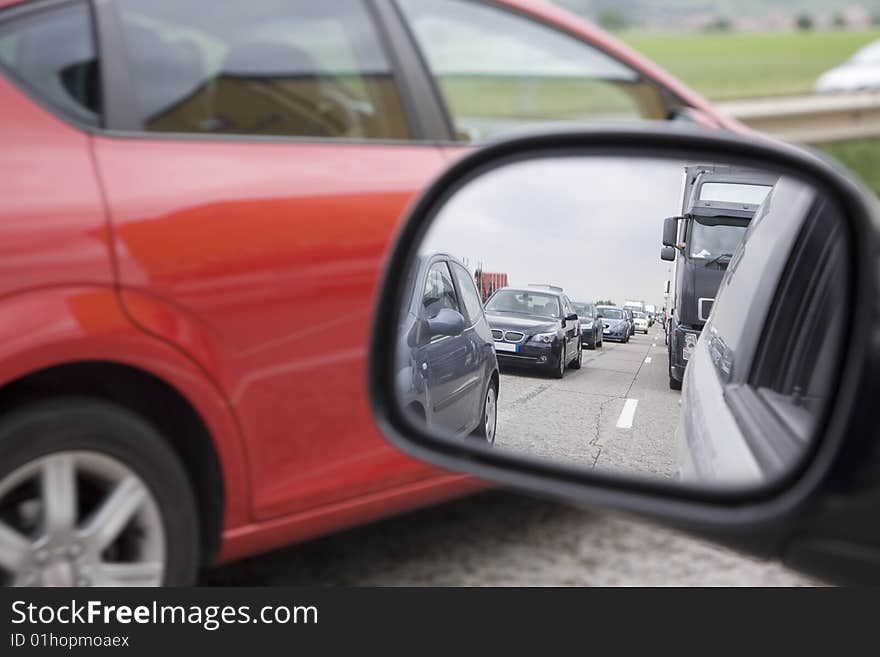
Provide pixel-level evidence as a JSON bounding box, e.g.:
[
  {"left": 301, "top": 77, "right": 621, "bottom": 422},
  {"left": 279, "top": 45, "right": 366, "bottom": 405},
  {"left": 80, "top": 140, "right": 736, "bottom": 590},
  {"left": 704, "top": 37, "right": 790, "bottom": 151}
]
[
  {"left": 618, "top": 30, "right": 880, "bottom": 193},
  {"left": 620, "top": 29, "right": 880, "bottom": 100}
]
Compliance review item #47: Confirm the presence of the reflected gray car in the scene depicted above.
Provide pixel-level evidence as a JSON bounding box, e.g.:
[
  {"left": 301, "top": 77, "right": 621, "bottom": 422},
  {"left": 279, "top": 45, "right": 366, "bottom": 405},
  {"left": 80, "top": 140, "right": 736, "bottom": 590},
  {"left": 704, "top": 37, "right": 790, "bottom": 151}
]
[
  {"left": 396, "top": 253, "right": 500, "bottom": 443},
  {"left": 677, "top": 178, "right": 845, "bottom": 486}
]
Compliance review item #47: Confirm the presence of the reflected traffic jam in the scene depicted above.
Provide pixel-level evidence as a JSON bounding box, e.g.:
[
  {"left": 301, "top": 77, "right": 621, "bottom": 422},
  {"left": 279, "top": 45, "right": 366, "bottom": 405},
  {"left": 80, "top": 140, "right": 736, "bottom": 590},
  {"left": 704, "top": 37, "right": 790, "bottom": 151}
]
[{"left": 397, "top": 153, "right": 843, "bottom": 492}]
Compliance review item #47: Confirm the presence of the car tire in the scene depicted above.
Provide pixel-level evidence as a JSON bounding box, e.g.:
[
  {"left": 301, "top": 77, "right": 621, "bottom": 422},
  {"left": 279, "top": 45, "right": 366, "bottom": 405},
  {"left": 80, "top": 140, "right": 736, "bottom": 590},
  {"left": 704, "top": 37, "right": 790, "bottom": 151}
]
[
  {"left": 571, "top": 339, "right": 582, "bottom": 369},
  {"left": 552, "top": 344, "right": 566, "bottom": 379},
  {"left": 0, "top": 399, "right": 200, "bottom": 587},
  {"left": 470, "top": 380, "right": 498, "bottom": 445},
  {"left": 669, "top": 373, "right": 682, "bottom": 391}
]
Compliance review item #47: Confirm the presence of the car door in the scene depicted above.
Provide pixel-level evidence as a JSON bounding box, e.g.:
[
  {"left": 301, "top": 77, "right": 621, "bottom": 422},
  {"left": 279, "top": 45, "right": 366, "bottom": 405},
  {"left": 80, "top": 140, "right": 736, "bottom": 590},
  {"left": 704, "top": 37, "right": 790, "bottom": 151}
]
[
  {"left": 91, "top": 0, "right": 451, "bottom": 520},
  {"left": 421, "top": 260, "right": 474, "bottom": 434},
  {"left": 449, "top": 260, "right": 494, "bottom": 427}
]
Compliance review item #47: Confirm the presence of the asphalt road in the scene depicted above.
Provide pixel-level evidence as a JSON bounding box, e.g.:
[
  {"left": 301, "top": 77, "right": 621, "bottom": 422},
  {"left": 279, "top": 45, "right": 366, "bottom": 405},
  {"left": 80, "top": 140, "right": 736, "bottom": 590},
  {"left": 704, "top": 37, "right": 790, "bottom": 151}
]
[
  {"left": 495, "top": 326, "right": 680, "bottom": 479},
  {"left": 203, "top": 491, "right": 816, "bottom": 585},
  {"left": 203, "top": 325, "right": 818, "bottom": 586}
]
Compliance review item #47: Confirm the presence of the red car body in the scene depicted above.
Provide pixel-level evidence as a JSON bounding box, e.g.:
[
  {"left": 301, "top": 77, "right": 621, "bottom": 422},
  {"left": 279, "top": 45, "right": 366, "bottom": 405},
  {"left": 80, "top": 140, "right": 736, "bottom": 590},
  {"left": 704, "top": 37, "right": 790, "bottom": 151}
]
[{"left": 0, "top": 0, "right": 734, "bottom": 566}]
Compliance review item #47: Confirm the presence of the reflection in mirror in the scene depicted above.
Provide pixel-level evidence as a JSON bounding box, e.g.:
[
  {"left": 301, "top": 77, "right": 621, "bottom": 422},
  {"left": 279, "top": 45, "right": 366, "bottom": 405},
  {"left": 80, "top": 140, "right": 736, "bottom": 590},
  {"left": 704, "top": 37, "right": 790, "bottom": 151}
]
[{"left": 394, "top": 155, "right": 847, "bottom": 492}]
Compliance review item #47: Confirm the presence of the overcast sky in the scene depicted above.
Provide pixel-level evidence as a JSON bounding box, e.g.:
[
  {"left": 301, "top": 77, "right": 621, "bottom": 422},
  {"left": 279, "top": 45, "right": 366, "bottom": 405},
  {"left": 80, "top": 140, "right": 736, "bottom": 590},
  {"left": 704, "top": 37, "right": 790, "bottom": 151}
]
[{"left": 421, "top": 157, "right": 685, "bottom": 307}]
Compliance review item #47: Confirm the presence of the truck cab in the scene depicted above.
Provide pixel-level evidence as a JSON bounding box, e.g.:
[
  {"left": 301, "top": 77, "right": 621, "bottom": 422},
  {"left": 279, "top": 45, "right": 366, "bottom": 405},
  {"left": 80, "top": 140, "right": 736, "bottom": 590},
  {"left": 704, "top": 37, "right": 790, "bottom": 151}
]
[{"left": 662, "top": 166, "right": 777, "bottom": 390}]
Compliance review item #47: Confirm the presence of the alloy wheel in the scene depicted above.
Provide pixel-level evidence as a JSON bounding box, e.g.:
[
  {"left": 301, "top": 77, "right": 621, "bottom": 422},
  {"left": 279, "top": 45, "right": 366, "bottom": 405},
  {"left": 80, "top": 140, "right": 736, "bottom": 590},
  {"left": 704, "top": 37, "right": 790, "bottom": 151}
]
[
  {"left": 0, "top": 451, "right": 166, "bottom": 587},
  {"left": 484, "top": 386, "right": 497, "bottom": 445}
]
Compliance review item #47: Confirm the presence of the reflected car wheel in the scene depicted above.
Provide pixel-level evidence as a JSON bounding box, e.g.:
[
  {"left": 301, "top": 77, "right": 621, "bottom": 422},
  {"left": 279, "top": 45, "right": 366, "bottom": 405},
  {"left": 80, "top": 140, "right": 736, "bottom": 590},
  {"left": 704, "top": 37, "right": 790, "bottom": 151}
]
[
  {"left": 553, "top": 344, "right": 566, "bottom": 379},
  {"left": 0, "top": 400, "right": 199, "bottom": 587},
  {"left": 471, "top": 381, "right": 497, "bottom": 445}
]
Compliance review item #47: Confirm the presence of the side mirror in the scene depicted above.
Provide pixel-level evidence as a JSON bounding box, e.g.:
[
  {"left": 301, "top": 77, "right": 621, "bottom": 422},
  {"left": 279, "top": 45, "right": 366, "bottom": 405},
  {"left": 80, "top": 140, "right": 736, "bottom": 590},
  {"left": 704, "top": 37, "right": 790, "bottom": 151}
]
[
  {"left": 426, "top": 308, "right": 465, "bottom": 339},
  {"left": 565, "top": 313, "right": 578, "bottom": 321},
  {"left": 661, "top": 245, "right": 676, "bottom": 261},
  {"left": 662, "top": 216, "right": 680, "bottom": 247},
  {"left": 370, "top": 127, "right": 879, "bottom": 584}
]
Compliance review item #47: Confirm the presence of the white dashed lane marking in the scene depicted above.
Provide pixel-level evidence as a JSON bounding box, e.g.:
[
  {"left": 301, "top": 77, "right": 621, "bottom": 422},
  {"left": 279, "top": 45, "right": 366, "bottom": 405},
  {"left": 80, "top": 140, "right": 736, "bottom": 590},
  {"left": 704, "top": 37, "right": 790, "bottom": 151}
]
[
  {"left": 616, "top": 399, "right": 639, "bottom": 429},
  {"left": 644, "top": 357, "right": 652, "bottom": 364}
]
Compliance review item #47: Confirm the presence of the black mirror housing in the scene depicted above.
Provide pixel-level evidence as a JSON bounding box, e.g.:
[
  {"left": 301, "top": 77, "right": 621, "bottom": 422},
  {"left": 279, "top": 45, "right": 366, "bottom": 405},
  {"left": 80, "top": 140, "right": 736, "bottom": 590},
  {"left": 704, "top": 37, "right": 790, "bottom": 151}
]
[
  {"left": 661, "top": 245, "right": 676, "bottom": 261},
  {"left": 369, "top": 126, "right": 880, "bottom": 585},
  {"left": 662, "top": 216, "right": 680, "bottom": 247}
]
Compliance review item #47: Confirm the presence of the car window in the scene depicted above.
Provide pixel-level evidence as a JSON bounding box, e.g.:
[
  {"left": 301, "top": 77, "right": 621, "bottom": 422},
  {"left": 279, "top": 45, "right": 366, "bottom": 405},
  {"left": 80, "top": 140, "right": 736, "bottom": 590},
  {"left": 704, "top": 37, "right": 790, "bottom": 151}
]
[
  {"left": 423, "top": 261, "right": 460, "bottom": 319},
  {"left": 752, "top": 200, "right": 847, "bottom": 419},
  {"left": 485, "top": 290, "right": 560, "bottom": 318},
  {"left": 397, "top": 0, "right": 667, "bottom": 142},
  {"left": 113, "top": 0, "right": 411, "bottom": 139},
  {"left": 707, "top": 178, "right": 815, "bottom": 385},
  {"left": 450, "top": 262, "right": 484, "bottom": 326},
  {"left": 562, "top": 296, "right": 573, "bottom": 316},
  {"left": 0, "top": 1, "right": 101, "bottom": 126}
]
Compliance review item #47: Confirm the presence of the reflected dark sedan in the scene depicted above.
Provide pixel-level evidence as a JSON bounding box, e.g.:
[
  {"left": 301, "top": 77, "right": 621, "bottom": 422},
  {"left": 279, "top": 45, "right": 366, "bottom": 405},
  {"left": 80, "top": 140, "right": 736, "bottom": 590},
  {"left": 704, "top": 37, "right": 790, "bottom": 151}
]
[{"left": 485, "top": 287, "right": 582, "bottom": 378}]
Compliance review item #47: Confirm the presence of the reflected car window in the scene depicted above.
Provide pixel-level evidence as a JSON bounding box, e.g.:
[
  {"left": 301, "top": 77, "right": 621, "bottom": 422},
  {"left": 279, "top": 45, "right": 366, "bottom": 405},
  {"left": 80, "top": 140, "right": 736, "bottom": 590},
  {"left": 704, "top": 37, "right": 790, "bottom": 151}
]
[
  {"left": 423, "top": 262, "right": 459, "bottom": 319},
  {"left": 597, "top": 307, "right": 623, "bottom": 319},
  {"left": 451, "top": 262, "right": 485, "bottom": 326},
  {"left": 485, "top": 290, "right": 560, "bottom": 318}
]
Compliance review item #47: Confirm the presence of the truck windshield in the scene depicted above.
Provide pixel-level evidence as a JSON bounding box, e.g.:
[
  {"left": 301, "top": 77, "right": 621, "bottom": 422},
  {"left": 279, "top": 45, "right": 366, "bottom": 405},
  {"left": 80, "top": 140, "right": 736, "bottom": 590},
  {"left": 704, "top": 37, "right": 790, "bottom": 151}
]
[{"left": 689, "top": 219, "right": 748, "bottom": 262}]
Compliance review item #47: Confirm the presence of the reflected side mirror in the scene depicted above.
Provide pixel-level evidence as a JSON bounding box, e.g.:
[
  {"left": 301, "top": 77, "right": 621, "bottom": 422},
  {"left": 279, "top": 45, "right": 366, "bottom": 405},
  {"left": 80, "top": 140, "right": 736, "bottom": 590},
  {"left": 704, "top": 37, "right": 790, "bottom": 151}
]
[
  {"left": 662, "top": 216, "right": 680, "bottom": 247},
  {"left": 426, "top": 308, "right": 465, "bottom": 339}
]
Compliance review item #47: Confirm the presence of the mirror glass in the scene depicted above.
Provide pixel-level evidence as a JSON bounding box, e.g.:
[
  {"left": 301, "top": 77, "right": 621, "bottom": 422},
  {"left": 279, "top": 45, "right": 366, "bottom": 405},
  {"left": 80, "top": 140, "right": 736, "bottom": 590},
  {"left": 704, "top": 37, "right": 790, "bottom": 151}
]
[{"left": 391, "top": 152, "right": 849, "bottom": 493}]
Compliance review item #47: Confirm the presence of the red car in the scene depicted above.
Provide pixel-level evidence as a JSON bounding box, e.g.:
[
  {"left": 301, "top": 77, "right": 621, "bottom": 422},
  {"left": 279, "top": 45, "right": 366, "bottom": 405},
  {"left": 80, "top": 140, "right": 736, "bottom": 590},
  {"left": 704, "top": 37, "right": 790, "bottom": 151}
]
[{"left": 0, "top": 0, "right": 737, "bottom": 586}]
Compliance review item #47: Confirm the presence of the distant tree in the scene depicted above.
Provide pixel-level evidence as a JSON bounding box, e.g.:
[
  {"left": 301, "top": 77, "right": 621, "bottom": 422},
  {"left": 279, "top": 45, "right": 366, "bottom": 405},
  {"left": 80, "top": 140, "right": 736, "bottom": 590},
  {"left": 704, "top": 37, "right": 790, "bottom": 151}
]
[
  {"left": 832, "top": 11, "right": 847, "bottom": 28},
  {"left": 796, "top": 12, "right": 815, "bottom": 31},
  {"left": 704, "top": 16, "right": 733, "bottom": 32},
  {"left": 596, "top": 299, "right": 615, "bottom": 306},
  {"left": 597, "top": 8, "right": 629, "bottom": 31}
]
